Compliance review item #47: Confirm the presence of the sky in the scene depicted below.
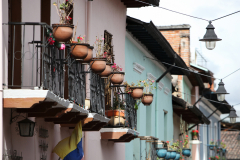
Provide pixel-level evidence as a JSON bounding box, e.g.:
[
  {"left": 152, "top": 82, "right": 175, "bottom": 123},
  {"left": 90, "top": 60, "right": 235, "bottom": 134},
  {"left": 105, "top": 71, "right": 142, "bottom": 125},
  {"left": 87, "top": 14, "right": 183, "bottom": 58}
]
[{"left": 127, "top": 0, "right": 240, "bottom": 111}]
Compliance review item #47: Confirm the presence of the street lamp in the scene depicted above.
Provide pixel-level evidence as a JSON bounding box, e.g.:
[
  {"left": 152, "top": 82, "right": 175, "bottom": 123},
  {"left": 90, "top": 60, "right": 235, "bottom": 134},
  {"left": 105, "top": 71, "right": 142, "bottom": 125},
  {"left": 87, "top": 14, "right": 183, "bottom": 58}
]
[
  {"left": 199, "top": 21, "right": 222, "bottom": 50},
  {"left": 229, "top": 106, "right": 238, "bottom": 124},
  {"left": 215, "top": 80, "right": 229, "bottom": 101},
  {"left": 18, "top": 118, "right": 35, "bottom": 137}
]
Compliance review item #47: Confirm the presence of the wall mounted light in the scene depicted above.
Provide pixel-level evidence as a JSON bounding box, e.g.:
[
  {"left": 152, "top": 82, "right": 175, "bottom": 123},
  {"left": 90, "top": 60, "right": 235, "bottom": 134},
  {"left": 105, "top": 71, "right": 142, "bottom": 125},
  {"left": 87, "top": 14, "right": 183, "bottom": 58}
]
[
  {"left": 214, "top": 79, "right": 229, "bottom": 101},
  {"left": 18, "top": 118, "right": 35, "bottom": 137}
]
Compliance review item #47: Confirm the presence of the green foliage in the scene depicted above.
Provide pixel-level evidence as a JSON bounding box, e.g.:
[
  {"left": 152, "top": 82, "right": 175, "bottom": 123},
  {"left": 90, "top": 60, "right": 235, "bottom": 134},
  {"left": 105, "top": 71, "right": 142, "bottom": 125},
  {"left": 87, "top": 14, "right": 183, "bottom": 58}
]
[{"left": 112, "top": 94, "right": 125, "bottom": 110}]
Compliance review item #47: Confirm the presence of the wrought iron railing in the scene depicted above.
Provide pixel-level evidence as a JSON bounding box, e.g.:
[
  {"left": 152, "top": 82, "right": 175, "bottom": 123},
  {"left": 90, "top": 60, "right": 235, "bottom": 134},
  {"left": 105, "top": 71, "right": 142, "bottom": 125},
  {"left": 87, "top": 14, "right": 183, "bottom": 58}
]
[
  {"left": 3, "top": 22, "right": 86, "bottom": 106},
  {"left": 90, "top": 72, "right": 105, "bottom": 116},
  {"left": 125, "top": 94, "right": 137, "bottom": 130}
]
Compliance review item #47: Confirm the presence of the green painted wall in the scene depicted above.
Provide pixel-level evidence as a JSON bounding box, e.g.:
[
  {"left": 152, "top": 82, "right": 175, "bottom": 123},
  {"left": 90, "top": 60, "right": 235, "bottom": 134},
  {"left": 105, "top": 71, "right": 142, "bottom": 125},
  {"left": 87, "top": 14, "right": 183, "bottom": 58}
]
[
  {"left": 182, "top": 77, "right": 191, "bottom": 104},
  {"left": 124, "top": 35, "right": 173, "bottom": 160}
]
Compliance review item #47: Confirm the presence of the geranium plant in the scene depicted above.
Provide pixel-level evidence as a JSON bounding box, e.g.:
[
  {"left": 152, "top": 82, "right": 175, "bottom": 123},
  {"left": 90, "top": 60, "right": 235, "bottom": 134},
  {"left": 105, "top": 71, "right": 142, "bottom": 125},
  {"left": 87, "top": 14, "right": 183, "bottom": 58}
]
[
  {"left": 180, "top": 115, "right": 189, "bottom": 149},
  {"left": 77, "top": 35, "right": 86, "bottom": 43},
  {"left": 191, "top": 130, "right": 199, "bottom": 140},
  {"left": 139, "top": 79, "right": 156, "bottom": 94},
  {"left": 220, "top": 141, "right": 226, "bottom": 149},
  {"left": 111, "top": 63, "right": 122, "bottom": 72},
  {"left": 53, "top": 0, "right": 74, "bottom": 24}
]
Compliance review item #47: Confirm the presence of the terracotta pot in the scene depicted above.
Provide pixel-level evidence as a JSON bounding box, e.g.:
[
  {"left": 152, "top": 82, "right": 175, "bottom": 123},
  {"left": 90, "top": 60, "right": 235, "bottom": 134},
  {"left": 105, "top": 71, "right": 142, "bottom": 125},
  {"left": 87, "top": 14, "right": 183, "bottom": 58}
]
[
  {"left": 70, "top": 42, "right": 89, "bottom": 60},
  {"left": 99, "top": 63, "right": 112, "bottom": 78},
  {"left": 110, "top": 72, "right": 125, "bottom": 84},
  {"left": 105, "top": 110, "right": 125, "bottom": 126},
  {"left": 142, "top": 94, "right": 153, "bottom": 106},
  {"left": 82, "top": 46, "right": 94, "bottom": 64},
  {"left": 109, "top": 116, "right": 125, "bottom": 126},
  {"left": 90, "top": 58, "right": 107, "bottom": 73},
  {"left": 105, "top": 110, "right": 125, "bottom": 117},
  {"left": 52, "top": 24, "right": 74, "bottom": 42},
  {"left": 130, "top": 87, "right": 144, "bottom": 99}
]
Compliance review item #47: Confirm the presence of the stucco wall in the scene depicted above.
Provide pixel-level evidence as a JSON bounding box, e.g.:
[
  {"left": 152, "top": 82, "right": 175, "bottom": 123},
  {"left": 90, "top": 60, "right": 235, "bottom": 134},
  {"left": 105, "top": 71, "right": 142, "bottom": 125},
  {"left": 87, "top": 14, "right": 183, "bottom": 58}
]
[
  {"left": 124, "top": 33, "right": 173, "bottom": 160},
  {"left": 199, "top": 101, "right": 221, "bottom": 160},
  {"left": 2, "top": 0, "right": 127, "bottom": 160}
]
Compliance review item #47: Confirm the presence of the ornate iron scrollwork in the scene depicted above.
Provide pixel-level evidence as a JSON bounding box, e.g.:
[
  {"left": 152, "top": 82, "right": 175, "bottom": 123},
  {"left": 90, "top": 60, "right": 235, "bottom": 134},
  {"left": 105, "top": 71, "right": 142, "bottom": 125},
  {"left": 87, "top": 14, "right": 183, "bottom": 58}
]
[
  {"left": 90, "top": 72, "right": 105, "bottom": 116},
  {"left": 125, "top": 94, "right": 137, "bottom": 130}
]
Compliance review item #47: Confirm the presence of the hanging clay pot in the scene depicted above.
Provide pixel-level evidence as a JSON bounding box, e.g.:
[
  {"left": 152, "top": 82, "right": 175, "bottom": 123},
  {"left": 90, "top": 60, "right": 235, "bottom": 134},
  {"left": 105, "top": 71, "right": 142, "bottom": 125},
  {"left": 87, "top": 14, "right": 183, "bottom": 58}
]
[
  {"left": 81, "top": 46, "right": 94, "bottom": 64},
  {"left": 130, "top": 87, "right": 144, "bottom": 99},
  {"left": 70, "top": 41, "right": 89, "bottom": 60},
  {"left": 52, "top": 24, "right": 74, "bottom": 42},
  {"left": 110, "top": 72, "right": 125, "bottom": 85},
  {"left": 141, "top": 94, "right": 153, "bottom": 106},
  {"left": 90, "top": 58, "right": 106, "bottom": 73},
  {"left": 99, "top": 63, "right": 112, "bottom": 78}
]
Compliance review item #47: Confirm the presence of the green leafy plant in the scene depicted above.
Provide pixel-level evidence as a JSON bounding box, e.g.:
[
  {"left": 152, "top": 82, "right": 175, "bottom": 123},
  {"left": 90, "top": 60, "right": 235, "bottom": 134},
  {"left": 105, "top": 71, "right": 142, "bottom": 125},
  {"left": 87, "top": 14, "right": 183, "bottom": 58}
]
[
  {"left": 139, "top": 79, "right": 156, "bottom": 94},
  {"left": 112, "top": 94, "right": 125, "bottom": 110},
  {"left": 220, "top": 141, "right": 226, "bottom": 149},
  {"left": 53, "top": 0, "right": 74, "bottom": 24},
  {"left": 180, "top": 115, "right": 189, "bottom": 148},
  {"left": 210, "top": 139, "right": 216, "bottom": 145}
]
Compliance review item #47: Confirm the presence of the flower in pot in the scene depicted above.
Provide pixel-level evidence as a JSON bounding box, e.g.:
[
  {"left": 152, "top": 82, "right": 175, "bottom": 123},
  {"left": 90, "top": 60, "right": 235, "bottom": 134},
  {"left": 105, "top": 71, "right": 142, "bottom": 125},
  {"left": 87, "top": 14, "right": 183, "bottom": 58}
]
[
  {"left": 140, "top": 79, "right": 156, "bottom": 106},
  {"left": 191, "top": 130, "right": 199, "bottom": 140},
  {"left": 105, "top": 94, "right": 125, "bottom": 126},
  {"left": 209, "top": 139, "right": 216, "bottom": 150},
  {"left": 70, "top": 35, "right": 89, "bottom": 60},
  {"left": 129, "top": 81, "right": 144, "bottom": 99},
  {"left": 99, "top": 52, "right": 113, "bottom": 78},
  {"left": 180, "top": 117, "right": 191, "bottom": 157},
  {"left": 110, "top": 63, "right": 125, "bottom": 85},
  {"left": 90, "top": 36, "right": 107, "bottom": 73},
  {"left": 169, "top": 140, "right": 181, "bottom": 160},
  {"left": 52, "top": 0, "right": 74, "bottom": 42},
  {"left": 220, "top": 141, "right": 227, "bottom": 154}
]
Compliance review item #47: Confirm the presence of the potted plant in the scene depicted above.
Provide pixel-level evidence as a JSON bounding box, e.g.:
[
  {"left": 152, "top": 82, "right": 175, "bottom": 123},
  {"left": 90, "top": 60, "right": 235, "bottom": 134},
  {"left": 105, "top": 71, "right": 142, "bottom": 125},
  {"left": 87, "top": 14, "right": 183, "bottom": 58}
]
[
  {"left": 99, "top": 52, "right": 113, "bottom": 78},
  {"left": 52, "top": 0, "right": 74, "bottom": 42},
  {"left": 191, "top": 130, "right": 199, "bottom": 140},
  {"left": 220, "top": 141, "right": 227, "bottom": 154},
  {"left": 90, "top": 36, "right": 107, "bottom": 73},
  {"left": 105, "top": 94, "right": 125, "bottom": 126},
  {"left": 209, "top": 140, "right": 216, "bottom": 150},
  {"left": 156, "top": 141, "right": 168, "bottom": 159},
  {"left": 129, "top": 81, "right": 144, "bottom": 99},
  {"left": 180, "top": 116, "right": 191, "bottom": 157},
  {"left": 110, "top": 63, "right": 125, "bottom": 85},
  {"left": 70, "top": 35, "right": 89, "bottom": 60},
  {"left": 140, "top": 79, "right": 156, "bottom": 106}
]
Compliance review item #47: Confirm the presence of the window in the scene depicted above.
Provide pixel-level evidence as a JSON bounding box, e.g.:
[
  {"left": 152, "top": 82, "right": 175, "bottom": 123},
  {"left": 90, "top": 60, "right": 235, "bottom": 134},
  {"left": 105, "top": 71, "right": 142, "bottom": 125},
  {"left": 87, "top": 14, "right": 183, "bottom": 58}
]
[{"left": 104, "top": 30, "right": 114, "bottom": 110}]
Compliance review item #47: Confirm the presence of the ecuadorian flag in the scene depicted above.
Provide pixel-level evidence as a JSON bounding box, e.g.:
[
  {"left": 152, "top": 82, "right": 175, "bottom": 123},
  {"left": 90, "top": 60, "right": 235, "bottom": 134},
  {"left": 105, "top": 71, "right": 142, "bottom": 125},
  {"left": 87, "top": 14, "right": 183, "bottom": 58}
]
[{"left": 53, "top": 122, "right": 84, "bottom": 160}]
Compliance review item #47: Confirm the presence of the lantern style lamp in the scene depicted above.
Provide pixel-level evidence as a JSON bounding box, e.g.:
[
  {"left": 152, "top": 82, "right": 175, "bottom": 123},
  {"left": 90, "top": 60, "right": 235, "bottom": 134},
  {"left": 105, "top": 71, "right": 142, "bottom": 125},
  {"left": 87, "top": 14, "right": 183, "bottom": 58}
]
[
  {"left": 229, "top": 106, "right": 238, "bottom": 124},
  {"left": 215, "top": 80, "right": 229, "bottom": 101},
  {"left": 199, "top": 21, "right": 222, "bottom": 50},
  {"left": 18, "top": 118, "right": 35, "bottom": 137}
]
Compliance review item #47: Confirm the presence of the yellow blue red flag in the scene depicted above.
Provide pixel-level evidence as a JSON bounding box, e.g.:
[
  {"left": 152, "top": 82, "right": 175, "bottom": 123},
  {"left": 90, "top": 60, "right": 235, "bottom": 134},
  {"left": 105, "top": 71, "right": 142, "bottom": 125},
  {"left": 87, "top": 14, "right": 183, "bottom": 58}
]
[{"left": 53, "top": 122, "right": 84, "bottom": 160}]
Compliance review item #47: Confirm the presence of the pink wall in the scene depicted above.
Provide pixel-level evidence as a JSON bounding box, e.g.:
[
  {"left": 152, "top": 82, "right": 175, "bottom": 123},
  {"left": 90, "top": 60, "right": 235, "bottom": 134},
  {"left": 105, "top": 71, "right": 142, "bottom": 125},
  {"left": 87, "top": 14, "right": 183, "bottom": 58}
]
[{"left": 2, "top": 0, "right": 127, "bottom": 159}]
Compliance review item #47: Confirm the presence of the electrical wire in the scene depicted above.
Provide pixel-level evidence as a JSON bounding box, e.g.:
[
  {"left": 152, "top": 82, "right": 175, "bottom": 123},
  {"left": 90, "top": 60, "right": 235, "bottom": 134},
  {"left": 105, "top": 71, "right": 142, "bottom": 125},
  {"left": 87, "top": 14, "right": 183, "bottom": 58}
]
[
  {"left": 175, "top": 90, "right": 231, "bottom": 106},
  {"left": 134, "top": 0, "right": 240, "bottom": 22},
  {"left": 222, "top": 67, "right": 240, "bottom": 80},
  {"left": 134, "top": 0, "right": 209, "bottom": 21},
  {"left": 144, "top": 56, "right": 221, "bottom": 80}
]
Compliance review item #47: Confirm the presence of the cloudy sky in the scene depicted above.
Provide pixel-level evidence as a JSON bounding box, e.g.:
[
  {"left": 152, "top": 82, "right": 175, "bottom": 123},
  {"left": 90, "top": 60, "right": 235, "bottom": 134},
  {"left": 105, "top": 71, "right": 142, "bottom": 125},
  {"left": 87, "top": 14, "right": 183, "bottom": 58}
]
[{"left": 127, "top": 0, "right": 240, "bottom": 110}]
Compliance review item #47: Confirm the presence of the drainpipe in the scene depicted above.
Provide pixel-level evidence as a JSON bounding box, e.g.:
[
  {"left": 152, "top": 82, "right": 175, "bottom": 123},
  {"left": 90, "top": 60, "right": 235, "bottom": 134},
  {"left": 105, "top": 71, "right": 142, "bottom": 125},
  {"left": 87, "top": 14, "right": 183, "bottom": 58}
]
[
  {"left": 0, "top": 0, "right": 3, "bottom": 157},
  {"left": 155, "top": 54, "right": 176, "bottom": 138}
]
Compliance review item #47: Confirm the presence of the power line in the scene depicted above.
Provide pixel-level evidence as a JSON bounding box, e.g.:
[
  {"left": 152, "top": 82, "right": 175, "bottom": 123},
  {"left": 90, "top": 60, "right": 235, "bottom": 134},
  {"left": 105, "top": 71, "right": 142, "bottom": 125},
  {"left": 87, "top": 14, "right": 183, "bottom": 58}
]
[
  {"left": 144, "top": 56, "right": 221, "bottom": 80},
  {"left": 222, "top": 67, "right": 240, "bottom": 80},
  {"left": 134, "top": 0, "right": 208, "bottom": 21},
  {"left": 134, "top": 0, "right": 240, "bottom": 22}
]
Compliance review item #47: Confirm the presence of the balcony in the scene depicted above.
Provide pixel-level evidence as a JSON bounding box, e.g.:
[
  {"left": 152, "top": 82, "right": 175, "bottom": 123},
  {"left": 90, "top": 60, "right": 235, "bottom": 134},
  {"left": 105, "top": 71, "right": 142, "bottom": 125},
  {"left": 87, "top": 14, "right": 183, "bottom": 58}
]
[
  {"left": 2, "top": 22, "right": 89, "bottom": 125},
  {"left": 100, "top": 91, "right": 139, "bottom": 142}
]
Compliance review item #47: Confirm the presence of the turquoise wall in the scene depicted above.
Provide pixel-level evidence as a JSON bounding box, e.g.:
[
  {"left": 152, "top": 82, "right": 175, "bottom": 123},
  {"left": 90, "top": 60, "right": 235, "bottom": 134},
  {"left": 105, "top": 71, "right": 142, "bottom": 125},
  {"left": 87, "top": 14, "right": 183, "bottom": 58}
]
[
  {"left": 124, "top": 36, "right": 173, "bottom": 160},
  {"left": 182, "top": 77, "right": 191, "bottom": 104}
]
